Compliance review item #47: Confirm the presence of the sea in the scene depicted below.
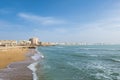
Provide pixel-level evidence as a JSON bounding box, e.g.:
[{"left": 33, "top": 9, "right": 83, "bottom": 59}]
[{"left": 33, "top": 45, "right": 120, "bottom": 80}]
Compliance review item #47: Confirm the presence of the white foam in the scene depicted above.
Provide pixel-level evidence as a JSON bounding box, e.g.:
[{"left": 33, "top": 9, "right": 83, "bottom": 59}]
[
  {"left": 28, "top": 62, "right": 38, "bottom": 80},
  {"left": 28, "top": 49, "right": 44, "bottom": 80},
  {"left": 117, "top": 76, "right": 120, "bottom": 80},
  {"left": 89, "top": 54, "right": 98, "bottom": 57},
  {"left": 32, "top": 53, "right": 41, "bottom": 61},
  {"left": 111, "top": 58, "right": 120, "bottom": 62},
  {"left": 80, "top": 48, "right": 118, "bottom": 51},
  {"left": 31, "top": 49, "right": 44, "bottom": 61},
  {"left": 95, "top": 73, "right": 112, "bottom": 80}
]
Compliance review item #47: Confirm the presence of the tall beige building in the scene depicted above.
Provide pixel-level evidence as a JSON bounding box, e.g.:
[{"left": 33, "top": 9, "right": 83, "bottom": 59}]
[{"left": 29, "top": 37, "right": 39, "bottom": 45}]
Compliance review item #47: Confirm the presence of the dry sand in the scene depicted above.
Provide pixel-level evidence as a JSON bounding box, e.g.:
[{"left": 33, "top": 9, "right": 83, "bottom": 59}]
[
  {"left": 0, "top": 47, "right": 28, "bottom": 69},
  {"left": 0, "top": 47, "right": 36, "bottom": 80}
]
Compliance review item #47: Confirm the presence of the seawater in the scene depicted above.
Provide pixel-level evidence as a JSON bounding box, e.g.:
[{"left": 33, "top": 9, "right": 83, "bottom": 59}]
[{"left": 36, "top": 45, "right": 120, "bottom": 80}]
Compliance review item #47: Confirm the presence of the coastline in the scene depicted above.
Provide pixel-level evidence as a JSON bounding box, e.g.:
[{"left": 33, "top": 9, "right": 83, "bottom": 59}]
[{"left": 0, "top": 47, "right": 37, "bottom": 80}]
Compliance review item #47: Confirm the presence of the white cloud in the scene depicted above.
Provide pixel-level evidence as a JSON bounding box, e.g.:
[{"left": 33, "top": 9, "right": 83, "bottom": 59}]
[
  {"left": 30, "top": 13, "right": 120, "bottom": 43},
  {"left": 13, "top": 3, "right": 120, "bottom": 43},
  {"left": 18, "top": 13, "right": 65, "bottom": 25},
  {"left": 71, "top": 19, "right": 120, "bottom": 43}
]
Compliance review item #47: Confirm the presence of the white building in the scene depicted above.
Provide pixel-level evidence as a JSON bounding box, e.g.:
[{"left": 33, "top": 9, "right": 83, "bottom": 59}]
[
  {"left": 18, "top": 40, "right": 31, "bottom": 46},
  {"left": 0, "top": 40, "right": 17, "bottom": 46}
]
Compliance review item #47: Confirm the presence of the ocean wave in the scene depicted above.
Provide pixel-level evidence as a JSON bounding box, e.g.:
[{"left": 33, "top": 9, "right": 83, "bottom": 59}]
[
  {"left": 28, "top": 48, "right": 44, "bottom": 80},
  {"left": 28, "top": 62, "right": 38, "bottom": 80},
  {"left": 80, "top": 48, "right": 120, "bottom": 51},
  {"left": 56, "top": 46, "right": 64, "bottom": 48},
  {"left": 90, "top": 61, "right": 120, "bottom": 80},
  {"left": 67, "top": 62, "right": 112, "bottom": 80},
  {"left": 35, "top": 48, "right": 44, "bottom": 59},
  {"left": 94, "top": 70, "right": 120, "bottom": 80},
  {"left": 70, "top": 53, "right": 98, "bottom": 58},
  {"left": 110, "top": 58, "right": 120, "bottom": 62},
  {"left": 70, "top": 53, "right": 87, "bottom": 58},
  {"left": 89, "top": 54, "right": 98, "bottom": 57},
  {"left": 31, "top": 53, "right": 44, "bottom": 61},
  {"left": 95, "top": 73, "right": 112, "bottom": 80},
  {"left": 67, "top": 62, "right": 82, "bottom": 70}
]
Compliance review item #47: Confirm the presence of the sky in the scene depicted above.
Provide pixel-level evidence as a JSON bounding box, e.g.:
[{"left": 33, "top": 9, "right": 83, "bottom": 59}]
[{"left": 0, "top": 0, "right": 120, "bottom": 43}]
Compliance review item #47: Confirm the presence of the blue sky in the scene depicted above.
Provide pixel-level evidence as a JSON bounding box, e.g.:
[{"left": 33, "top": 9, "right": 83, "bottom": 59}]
[{"left": 0, "top": 0, "right": 120, "bottom": 43}]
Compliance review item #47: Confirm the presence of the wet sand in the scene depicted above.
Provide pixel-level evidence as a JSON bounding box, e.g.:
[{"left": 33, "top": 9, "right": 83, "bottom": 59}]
[{"left": 0, "top": 48, "right": 36, "bottom": 80}]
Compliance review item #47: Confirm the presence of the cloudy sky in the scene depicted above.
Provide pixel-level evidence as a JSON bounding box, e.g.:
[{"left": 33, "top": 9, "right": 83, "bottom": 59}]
[{"left": 0, "top": 0, "right": 120, "bottom": 43}]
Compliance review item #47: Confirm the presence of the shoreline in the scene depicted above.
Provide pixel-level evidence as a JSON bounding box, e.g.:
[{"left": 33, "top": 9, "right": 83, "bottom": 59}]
[{"left": 0, "top": 48, "right": 37, "bottom": 80}]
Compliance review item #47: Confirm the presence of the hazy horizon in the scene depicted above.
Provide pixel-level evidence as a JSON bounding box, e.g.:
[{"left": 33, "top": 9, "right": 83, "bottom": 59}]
[{"left": 0, "top": 0, "right": 120, "bottom": 43}]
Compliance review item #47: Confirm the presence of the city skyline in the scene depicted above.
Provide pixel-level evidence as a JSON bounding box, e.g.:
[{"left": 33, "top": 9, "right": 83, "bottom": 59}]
[{"left": 0, "top": 0, "right": 120, "bottom": 43}]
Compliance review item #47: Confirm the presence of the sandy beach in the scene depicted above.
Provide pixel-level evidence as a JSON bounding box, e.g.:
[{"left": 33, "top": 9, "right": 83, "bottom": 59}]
[{"left": 0, "top": 47, "right": 36, "bottom": 80}]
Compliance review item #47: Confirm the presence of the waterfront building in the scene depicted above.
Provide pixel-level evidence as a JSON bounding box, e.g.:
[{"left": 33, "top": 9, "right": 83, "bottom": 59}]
[
  {"left": 18, "top": 40, "right": 31, "bottom": 46},
  {"left": 41, "top": 42, "right": 56, "bottom": 46},
  {"left": 29, "top": 37, "right": 39, "bottom": 45},
  {"left": 0, "top": 40, "right": 17, "bottom": 46}
]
